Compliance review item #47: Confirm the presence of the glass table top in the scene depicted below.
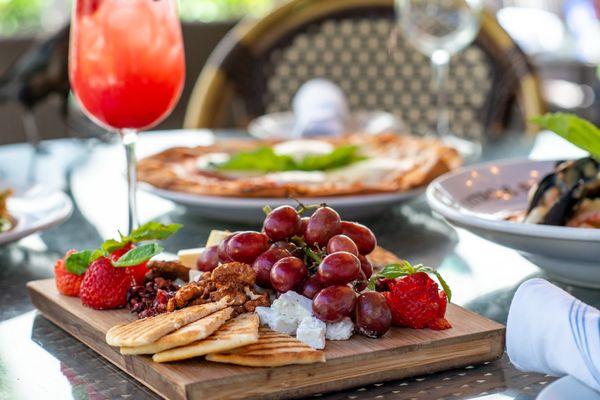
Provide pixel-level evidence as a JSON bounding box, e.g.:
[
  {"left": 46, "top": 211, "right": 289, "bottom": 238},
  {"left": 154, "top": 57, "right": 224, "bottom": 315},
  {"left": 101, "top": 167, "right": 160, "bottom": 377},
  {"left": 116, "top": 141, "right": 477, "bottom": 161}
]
[{"left": 1, "top": 130, "right": 598, "bottom": 400}]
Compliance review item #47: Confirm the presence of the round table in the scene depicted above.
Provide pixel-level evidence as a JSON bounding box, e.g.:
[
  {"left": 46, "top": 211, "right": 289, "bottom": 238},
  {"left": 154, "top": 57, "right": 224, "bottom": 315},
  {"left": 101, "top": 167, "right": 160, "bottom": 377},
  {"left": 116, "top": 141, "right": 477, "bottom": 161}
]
[{"left": 1, "top": 130, "right": 597, "bottom": 400}]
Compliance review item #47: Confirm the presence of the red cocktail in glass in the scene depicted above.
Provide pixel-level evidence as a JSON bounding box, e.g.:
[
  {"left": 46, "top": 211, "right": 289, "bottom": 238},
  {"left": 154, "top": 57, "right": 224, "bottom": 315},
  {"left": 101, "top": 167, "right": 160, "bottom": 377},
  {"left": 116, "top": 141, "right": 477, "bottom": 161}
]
[{"left": 69, "top": 0, "right": 185, "bottom": 231}]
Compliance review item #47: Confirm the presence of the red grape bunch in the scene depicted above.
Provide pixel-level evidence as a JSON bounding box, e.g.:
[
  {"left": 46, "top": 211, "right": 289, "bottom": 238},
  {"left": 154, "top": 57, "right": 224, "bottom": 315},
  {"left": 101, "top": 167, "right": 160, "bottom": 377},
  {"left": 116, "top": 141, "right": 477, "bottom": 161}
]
[{"left": 194, "top": 203, "right": 392, "bottom": 338}]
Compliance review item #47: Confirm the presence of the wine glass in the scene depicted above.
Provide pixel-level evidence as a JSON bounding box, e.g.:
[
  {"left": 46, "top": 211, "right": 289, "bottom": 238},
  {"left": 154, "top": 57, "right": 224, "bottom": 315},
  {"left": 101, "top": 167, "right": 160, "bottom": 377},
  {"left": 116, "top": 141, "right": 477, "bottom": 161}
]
[
  {"left": 69, "top": 0, "right": 185, "bottom": 233},
  {"left": 395, "top": 0, "right": 483, "bottom": 159}
]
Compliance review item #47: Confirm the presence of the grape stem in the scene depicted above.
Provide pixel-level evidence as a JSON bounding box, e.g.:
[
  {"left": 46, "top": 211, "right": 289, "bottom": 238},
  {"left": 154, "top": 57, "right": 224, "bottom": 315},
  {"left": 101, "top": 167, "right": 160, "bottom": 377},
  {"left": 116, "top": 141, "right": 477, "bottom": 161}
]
[
  {"left": 262, "top": 205, "right": 273, "bottom": 216},
  {"left": 303, "top": 246, "right": 323, "bottom": 264},
  {"left": 288, "top": 196, "right": 321, "bottom": 215},
  {"left": 291, "top": 235, "right": 323, "bottom": 267}
]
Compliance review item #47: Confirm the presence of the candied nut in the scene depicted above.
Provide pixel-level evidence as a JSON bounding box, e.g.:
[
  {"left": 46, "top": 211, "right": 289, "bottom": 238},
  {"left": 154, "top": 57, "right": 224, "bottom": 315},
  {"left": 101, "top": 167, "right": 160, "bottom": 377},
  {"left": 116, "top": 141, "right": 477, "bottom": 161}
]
[
  {"left": 211, "top": 262, "right": 256, "bottom": 286},
  {"left": 244, "top": 293, "right": 270, "bottom": 312}
]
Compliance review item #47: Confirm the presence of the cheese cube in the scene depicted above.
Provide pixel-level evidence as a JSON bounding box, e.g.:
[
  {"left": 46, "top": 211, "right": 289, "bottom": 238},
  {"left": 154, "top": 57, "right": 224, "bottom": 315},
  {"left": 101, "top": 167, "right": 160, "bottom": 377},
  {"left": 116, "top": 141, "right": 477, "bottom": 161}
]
[
  {"left": 178, "top": 248, "right": 202, "bottom": 269},
  {"left": 326, "top": 317, "right": 354, "bottom": 340},
  {"left": 206, "top": 230, "right": 230, "bottom": 247},
  {"left": 271, "top": 291, "right": 313, "bottom": 322},
  {"left": 255, "top": 306, "right": 274, "bottom": 327},
  {"left": 297, "top": 316, "right": 326, "bottom": 349}
]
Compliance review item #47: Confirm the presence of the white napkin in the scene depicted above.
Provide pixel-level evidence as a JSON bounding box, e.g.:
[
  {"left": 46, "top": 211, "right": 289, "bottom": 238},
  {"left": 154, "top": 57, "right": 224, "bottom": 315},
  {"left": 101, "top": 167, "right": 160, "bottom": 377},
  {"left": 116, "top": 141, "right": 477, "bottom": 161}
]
[
  {"left": 292, "top": 79, "right": 349, "bottom": 138},
  {"left": 507, "top": 278, "right": 600, "bottom": 392}
]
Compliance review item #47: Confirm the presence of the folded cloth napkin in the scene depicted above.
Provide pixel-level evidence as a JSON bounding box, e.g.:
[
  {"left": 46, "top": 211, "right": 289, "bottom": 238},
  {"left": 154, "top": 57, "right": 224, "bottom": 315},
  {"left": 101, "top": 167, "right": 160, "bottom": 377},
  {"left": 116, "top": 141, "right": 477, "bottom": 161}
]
[
  {"left": 507, "top": 278, "right": 600, "bottom": 392},
  {"left": 292, "top": 79, "right": 349, "bottom": 137}
]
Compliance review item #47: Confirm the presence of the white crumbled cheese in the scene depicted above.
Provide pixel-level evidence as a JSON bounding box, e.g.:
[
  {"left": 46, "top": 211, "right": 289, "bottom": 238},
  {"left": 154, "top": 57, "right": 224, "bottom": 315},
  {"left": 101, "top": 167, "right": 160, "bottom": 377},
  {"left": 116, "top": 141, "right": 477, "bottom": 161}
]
[
  {"left": 188, "top": 269, "right": 203, "bottom": 282},
  {"left": 297, "top": 316, "right": 326, "bottom": 349},
  {"left": 257, "top": 306, "right": 297, "bottom": 335},
  {"left": 326, "top": 317, "right": 354, "bottom": 340},
  {"left": 271, "top": 291, "right": 313, "bottom": 321},
  {"left": 268, "top": 314, "right": 299, "bottom": 335},
  {"left": 255, "top": 306, "right": 274, "bottom": 327}
]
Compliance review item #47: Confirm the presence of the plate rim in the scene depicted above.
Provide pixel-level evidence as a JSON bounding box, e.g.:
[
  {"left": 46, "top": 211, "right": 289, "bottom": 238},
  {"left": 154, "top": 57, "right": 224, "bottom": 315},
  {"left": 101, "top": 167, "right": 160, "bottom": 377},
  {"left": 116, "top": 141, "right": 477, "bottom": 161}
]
[
  {"left": 0, "top": 188, "right": 73, "bottom": 246},
  {"left": 425, "top": 157, "right": 600, "bottom": 242},
  {"left": 140, "top": 182, "right": 424, "bottom": 209}
]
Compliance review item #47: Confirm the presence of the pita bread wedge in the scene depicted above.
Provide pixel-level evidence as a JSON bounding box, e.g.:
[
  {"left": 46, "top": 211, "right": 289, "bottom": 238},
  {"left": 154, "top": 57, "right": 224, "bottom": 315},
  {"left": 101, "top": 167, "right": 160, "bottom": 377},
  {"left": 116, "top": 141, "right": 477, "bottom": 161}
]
[
  {"left": 120, "top": 307, "right": 233, "bottom": 355},
  {"left": 206, "top": 327, "right": 325, "bottom": 367},
  {"left": 106, "top": 300, "right": 227, "bottom": 347},
  {"left": 153, "top": 313, "right": 259, "bottom": 363}
]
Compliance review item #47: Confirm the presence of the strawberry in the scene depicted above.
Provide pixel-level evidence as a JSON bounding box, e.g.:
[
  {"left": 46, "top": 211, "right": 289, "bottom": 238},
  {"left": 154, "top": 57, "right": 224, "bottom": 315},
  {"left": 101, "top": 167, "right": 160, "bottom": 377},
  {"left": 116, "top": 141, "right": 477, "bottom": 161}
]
[
  {"left": 76, "top": 0, "right": 102, "bottom": 16},
  {"left": 371, "top": 262, "right": 451, "bottom": 330},
  {"left": 79, "top": 257, "right": 136, "bottom": 309},
  {"left": 55, "top": 249, "right": 83, "bottom": 296},
  {"left": 110, "top": 242, "right": 147, "bottom": 285}
]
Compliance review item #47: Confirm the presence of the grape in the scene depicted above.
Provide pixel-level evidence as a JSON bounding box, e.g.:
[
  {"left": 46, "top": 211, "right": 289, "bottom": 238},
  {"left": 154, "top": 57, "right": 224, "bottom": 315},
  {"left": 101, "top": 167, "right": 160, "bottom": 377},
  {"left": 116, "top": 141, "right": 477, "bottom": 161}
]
[
  {"left": 270, "top": 240, "right": 299, "bottom": 255},
  {"left": 300, "top": 275, "right": 322, "bottom": 299},
  {"left": 352, "top": 268, "right": 368, "bottom": 292},
  {"left": 217, "top": 235, "right": 234, "bottom": 262},
  {"left": 327, "top": 234, "right": 359, "bottom": 256},
  {"left": 252, "top": 248, "right": 290, "bottom": 288},
  {"left": 355, "top": 292, "right": 392, "bottom": 338},
  {"left": 263, "top": 205, "right": 301, "bottom": 241},
  {"left": 304, "top": 206, "right": 341, "bottom": 247},
  {"left": 312, "top": 286, "right": 356, "bottom": 322},
  {"left": 270, "top": 256, "right": 307, "bottom": 292},
  {"left": 341, "top": 221, "right": 377, "bottom": 255},
  {"left": 316, "top": 251, "right": 361, "bottom": 286},
  {"left": 357, "top": 254, "right": 373, "bottom": 279},
  {"left": 375, "top": 278, "right": 395, "bottom": 292},
  {"left": 196, "top": 245, "right": 219, "bottom": 272},
  {"left": 226, "top": 231, "right": 270, "bottom": 264}
]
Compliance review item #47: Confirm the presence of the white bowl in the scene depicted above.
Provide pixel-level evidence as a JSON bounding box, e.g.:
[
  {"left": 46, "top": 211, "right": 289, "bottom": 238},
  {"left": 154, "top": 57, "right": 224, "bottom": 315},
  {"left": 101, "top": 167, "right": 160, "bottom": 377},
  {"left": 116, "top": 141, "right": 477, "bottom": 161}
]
[{"left": 426, "top": 158, "right": 600, "bottom": 288}]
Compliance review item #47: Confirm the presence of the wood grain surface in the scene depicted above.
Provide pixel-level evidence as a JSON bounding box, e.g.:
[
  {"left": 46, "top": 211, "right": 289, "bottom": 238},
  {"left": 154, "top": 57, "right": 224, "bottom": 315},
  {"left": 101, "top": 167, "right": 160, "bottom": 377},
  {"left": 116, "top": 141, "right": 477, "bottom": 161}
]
[{"left": 28, "top": 279, "right": 505, "bottom": 400}]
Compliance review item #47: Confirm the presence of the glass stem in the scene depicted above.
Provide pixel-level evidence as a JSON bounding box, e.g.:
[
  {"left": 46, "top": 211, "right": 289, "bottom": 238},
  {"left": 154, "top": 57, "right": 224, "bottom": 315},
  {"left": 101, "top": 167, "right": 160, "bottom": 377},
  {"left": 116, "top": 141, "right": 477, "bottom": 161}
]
[
  {"left": 431, "top": 49, "right": 451, "bottom": 138},
  {"left": 121, "top": 128, "right": 139, "bottom": 234}
]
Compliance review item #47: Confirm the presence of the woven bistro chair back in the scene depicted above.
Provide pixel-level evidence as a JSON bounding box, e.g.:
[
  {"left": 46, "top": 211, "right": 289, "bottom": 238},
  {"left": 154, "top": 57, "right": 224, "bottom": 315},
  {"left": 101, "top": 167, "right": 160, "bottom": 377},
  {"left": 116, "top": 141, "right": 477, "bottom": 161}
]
[{"left": 184, "top": 0, "right": 545, "bottom": 139}]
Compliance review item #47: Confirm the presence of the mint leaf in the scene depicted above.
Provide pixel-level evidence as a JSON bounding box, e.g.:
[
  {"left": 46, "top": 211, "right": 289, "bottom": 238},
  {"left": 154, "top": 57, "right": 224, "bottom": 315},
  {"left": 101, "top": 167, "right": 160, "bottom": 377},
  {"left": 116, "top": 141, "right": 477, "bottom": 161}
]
[
  {"left": 65, "top": 249, "right": 103, "bottom": 275},
  {"left": 532, "top": 113, "right": 600, "bottom": 160},
  {"left": 296, "top": 145, "right": 366, "bottom": 171},
  {"left": 100, "top": 222, "right": 181, "bottom": 254},
  {"left": 128, "top": 222, "right": 182, "bottom": 243},
  {"left": 215, "top": 145, "right": 365, "bottom": 172},
  {"left": 101, "top": 239, "right": 125, "bottom": 254},
  {"left": 112, "top": 243, "right": 163, "bottom": 267},
  {"left": 431, "top": 270, "right": 452, "bottom": 302},
  {"left": 216, "top": 147, "right": 296, "bottom": 172}
]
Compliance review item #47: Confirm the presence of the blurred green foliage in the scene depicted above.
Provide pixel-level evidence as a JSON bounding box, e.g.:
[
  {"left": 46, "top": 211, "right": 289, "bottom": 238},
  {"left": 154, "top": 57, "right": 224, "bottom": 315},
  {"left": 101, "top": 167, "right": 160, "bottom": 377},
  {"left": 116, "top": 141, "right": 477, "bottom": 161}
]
[
  {"left": 179, "top": 0, "right": 274, "bottom": 22},
  {"left": 0, "top": 0, "right": 274, "bottom": 36},
  {"left": 0, "top": 0, "right": 43, "bottom": 35}
]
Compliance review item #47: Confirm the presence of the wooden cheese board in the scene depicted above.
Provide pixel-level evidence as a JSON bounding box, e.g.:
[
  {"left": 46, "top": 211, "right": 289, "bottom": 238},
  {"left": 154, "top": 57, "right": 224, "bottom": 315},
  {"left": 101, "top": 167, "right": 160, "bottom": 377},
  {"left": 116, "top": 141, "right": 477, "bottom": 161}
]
[{"left": 28, "top": 278, "right": 505, "bottom": 400}]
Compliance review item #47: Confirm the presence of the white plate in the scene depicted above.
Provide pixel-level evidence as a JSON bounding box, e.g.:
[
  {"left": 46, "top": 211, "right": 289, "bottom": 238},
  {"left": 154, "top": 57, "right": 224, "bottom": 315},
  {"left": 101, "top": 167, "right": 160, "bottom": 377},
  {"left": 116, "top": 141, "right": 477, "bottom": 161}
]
[
  {"left": 0, "top": 185, "right": 73, "bottom": 246},
  {"left": 247, "top": 110, "right": 404, "bottom": 140},
  {"left": 426, "top": 158, "right": 600, "bottom": 288},
  {"left": 538, "top": 376, "right": 600, "bottom": 400},
  {"left": 141, "top": 183, "right": 423, "bottom": 223}
]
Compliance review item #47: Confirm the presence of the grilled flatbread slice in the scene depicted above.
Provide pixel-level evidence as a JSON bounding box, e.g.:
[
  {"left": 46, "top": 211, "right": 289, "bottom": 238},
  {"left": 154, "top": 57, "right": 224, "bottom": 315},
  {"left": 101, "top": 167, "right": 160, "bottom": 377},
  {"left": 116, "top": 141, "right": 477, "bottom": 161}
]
[
  {"left": 120, "top": 307, "right": 233, "bottom": 355},
  {"left": 153, "top": 313, "right": 259, "bottom": 363},
  {"left": 106, "top": 300, "right": 228, "bottom": 347},
  {"left": 206, "top": 327, "right": 325, "bottom": 367}
]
